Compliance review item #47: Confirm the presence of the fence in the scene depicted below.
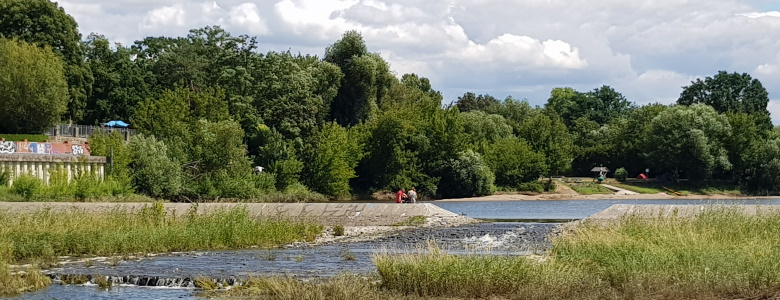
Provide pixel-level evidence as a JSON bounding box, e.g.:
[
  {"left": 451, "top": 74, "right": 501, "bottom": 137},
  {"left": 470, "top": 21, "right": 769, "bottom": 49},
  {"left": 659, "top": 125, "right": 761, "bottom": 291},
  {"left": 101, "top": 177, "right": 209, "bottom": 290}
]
[{"left": 45, "top": 124, "right": 136, "bottom": 141}]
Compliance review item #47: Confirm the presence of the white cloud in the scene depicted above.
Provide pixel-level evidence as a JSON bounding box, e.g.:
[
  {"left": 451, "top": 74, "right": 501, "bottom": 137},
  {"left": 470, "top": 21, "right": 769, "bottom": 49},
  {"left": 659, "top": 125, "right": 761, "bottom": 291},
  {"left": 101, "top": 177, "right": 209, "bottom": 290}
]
[
  {"left": 142, "top": 4, "right": 185, "bottom": 29},
  {"left": 229, "top": 3, "right": 270, "bottom": 35}
]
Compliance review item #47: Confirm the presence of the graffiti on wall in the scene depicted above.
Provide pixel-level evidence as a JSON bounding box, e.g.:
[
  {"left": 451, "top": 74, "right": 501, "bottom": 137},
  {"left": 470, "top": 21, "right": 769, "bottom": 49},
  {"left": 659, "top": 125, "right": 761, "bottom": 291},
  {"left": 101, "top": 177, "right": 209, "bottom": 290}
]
[
  {"left": 0, "top": 141, "right": 14, "bottom": 154},
  {"left": 0, "top": 141, "right": 90, "bottom": 156}
]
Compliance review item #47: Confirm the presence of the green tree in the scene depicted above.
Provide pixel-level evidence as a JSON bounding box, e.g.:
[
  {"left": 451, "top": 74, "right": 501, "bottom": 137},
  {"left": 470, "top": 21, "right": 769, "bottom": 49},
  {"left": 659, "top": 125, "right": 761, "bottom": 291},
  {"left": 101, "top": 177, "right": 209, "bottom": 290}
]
[
  {"left": 460, "top": 111, "right": 513, "bottom": 147},
  {"left": 482, "top": 138, "right": 548, "bottom": 187},
  {"left": 741, "top": 136, "right": 780, "bottom": 194},
  {"left": 678, "top": 71, "right": 771, "bottom": 128},
  {"left": 646, "top": 104, "right": 732, "bottom": 182},
  {"left": 0, "top": 0, "right": 93, "bottom": 122},
  {"left": 302, "top": 122, "right": 363, "bottom": 197},
  {"left": 438, "top": 150, "right": 495, "bottom": 198},
  {"left": 545, "top": 86, "right": 634, "bottom": 125},
  {"left": 455, "top": 92, "right": 500, "bottom": 112},
  {"left": 0, "top": 38, "right": 68, "bottom": 133},
  {"left": 128, "top": 135, "right": 183, "bottom": 198},
  {"left": 83, "top": 34, "right": 152, "bottom": 124},
  {"left": 516, "top": 111, "right": 574, "bottom": 176},
  {"left": 325, "top": 31, "right": 395, "bottom": 126}
]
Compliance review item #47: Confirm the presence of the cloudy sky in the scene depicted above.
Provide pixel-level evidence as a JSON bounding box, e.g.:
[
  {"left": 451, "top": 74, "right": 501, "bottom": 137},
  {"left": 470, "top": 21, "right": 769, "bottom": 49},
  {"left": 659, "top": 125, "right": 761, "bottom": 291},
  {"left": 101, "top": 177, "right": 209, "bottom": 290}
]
[{"left": 59, "top": 0, "right": 780, "bottom": 122}]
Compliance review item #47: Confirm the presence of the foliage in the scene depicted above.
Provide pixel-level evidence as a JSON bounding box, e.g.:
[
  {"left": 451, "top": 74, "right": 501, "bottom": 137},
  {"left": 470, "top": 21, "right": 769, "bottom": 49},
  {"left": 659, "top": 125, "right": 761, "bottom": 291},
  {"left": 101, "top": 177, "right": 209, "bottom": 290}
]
[
  {"left": 516, "top": 181, "right": 545, "bottom": 193},
  {"left": 301, "top": 122, "right": 363, "bottom": 197},
  {"left": 10, "top": 174, "right": 42, "bottom": 200},
  {"left": 325, "top": 31, "right": 395, "bottom": 126},
  {"left": 678, "top": 70, "right": 771, "bottom": 129},
  {"left": 0, "top": 0, "right": 93, "bottom": 122},
  {"left": 127, "top": 135, "right": 183, "bottom": 198},
  {"left": 646, "top": 104, "right": 732, "bottom": 182},
  {"left": 482, "top": 138, "right": 548, "bottom": 187},
  {"left": 517, "top": 111, "right": 573, "bottom": 176},
  {"left": 546, "top": 86, "right": 634, "bottom": 126},
  {"left": 89, "top": 130, "right": 131, "bottom": 179},
  {"left": 0, "top": 38, "right": 68, "bottom": 133},
  {"left": 438, "top": 150, "right": 495, "bottom": 198},
  {"left": 455, "top": 92, "right": 500, "bottom": 112},
  {"left": 614, "top": 167, "right": 627, "bottom": 182}
]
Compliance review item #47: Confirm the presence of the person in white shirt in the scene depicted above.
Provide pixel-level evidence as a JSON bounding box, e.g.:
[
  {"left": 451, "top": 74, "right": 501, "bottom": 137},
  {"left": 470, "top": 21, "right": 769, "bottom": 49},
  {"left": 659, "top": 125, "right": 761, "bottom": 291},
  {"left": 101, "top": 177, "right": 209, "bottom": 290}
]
[{"left": 407, "top": 187, "right": 417, "bottom": 204}]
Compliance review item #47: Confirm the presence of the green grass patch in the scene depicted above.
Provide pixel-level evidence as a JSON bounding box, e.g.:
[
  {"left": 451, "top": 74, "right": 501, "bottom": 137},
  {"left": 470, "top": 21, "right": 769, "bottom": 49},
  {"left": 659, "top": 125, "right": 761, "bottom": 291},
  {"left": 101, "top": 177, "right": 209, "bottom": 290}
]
[
  {"left": 0, "top": 134, "right": 49, "bottom": 142},
  {"left": 564, "top": 182, "right": 612, "bottom": 195},
  {"left": 374, "top": 207, "right": 780, "bottom": 299},
  {"left": 392, "top": 216, "right": 427, "bottom": 227}
]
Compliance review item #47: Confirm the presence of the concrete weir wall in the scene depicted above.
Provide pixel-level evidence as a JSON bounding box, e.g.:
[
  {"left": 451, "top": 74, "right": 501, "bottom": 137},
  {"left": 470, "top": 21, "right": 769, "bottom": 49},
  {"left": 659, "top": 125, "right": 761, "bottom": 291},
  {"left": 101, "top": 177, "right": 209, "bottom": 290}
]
[
  {"left": 586, "top": 204, "right": 780, "bottom": 221},
  {"left": 0, "top": 202, "right": 461, "bottom": 226}
]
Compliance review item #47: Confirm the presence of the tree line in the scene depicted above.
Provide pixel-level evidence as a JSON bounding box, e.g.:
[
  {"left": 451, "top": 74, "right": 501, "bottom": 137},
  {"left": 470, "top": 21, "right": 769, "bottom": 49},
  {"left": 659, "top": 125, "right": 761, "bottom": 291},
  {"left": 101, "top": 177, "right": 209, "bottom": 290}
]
[{"left": 1, "top": 0, "right": 779, "bottom": 199}]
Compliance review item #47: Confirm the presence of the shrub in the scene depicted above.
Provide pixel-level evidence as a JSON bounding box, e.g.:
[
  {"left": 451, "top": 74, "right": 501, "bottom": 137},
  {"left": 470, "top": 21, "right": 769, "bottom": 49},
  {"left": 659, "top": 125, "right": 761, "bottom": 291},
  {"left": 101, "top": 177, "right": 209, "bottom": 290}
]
[
  {"left": 516, "top": 181, "right": 544, "bottom": 193},
  {"left": 615, "top": 167, "right": 628, "bottom": 182},
  {"left": 10, "top": 174, "right": 42, "bottom": 200},
  {"left": 438, "top": 150, "right": 495, "bottom": 198},
  {"left": 128, "top": 135, "right": 183, "bottom": 198},
  {"left": 0, "top": 168, "right": 9, "bottom": 186}
]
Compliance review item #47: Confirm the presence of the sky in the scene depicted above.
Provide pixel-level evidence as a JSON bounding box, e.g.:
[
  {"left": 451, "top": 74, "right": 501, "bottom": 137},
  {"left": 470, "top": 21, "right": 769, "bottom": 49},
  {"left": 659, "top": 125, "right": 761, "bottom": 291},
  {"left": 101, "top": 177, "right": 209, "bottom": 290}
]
[{"left": 58, "top": 0, "right": 780, "bottom": 123}]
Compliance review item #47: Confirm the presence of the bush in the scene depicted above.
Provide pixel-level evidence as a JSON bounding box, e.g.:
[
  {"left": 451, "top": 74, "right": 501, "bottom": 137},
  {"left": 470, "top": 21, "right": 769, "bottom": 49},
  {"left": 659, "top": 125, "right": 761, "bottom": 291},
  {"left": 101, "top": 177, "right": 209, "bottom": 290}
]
[
  {"left": 128, "top": 135, "right": 183, "bottom": 198},
  {"left": 0, "top": 168, "right": 9, "bottom": 186},
  {"left": 516, "top": 181, "right": 544, "bottom": 193},
  {"left": 615, "top": 167, "right": 628, "bottom": 182},
  {"left": 438, "top": 150, "right": 495, "bottom": 198},
  {"left": 11, "top": 174, "right": 42, "bottom": 200}
]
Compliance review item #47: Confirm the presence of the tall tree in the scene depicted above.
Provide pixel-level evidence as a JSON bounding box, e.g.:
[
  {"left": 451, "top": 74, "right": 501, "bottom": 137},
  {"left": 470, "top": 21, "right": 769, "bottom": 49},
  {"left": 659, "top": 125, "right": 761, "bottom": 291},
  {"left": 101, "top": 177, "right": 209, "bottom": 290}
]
[
  {"left": 324, "top": 31, "right": 395, "bottom": 126},
  {"left": 516, "top": 111, "right": 574, "bottom": 176},
  {"left": 545, "top": 86, "right": 634, "bottom": 125},
  {"left": 646, "top": 104, "right": 732, "bottom": 182},
  {"left": 678, "top": 71, "right": 771, "bottom": 128},
  {"left": 83, "top": 34, "right": 151, "bottom": 124},
  {"left": 455, "top": 92, "right": 500, "bottom": 112},
  {"left": 0, "top": 38, "right": 68, "bottom": 133},
  {"left": 0, "top": 0, "right": 93, "bottom": 122}
]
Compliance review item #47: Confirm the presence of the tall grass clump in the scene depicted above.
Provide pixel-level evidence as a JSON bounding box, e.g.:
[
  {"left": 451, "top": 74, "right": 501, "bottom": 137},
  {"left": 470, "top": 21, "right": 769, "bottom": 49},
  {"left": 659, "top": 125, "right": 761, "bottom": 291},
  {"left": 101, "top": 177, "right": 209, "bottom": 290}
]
[
  {"left": 374, "top": 207, "right": 780, "bottom": 299},
  {"left": 209, "top": 274, "right": 425, "bottom": 300},
  {"left": 0, "top": 242, "right": 50, "bottom": 296},
  {"left": 553, "top": 207, "right": 780, "bottom": 298},
  {"left": 0, "top": 204, "right": 322, "bottom": 262}
]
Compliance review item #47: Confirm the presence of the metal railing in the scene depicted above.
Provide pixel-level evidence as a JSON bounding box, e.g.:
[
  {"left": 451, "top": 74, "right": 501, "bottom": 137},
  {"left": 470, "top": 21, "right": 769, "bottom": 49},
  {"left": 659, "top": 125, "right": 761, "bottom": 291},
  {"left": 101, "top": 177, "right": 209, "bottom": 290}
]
[{"left": 45, "top": 124, "right": 136, "bottom": 141}]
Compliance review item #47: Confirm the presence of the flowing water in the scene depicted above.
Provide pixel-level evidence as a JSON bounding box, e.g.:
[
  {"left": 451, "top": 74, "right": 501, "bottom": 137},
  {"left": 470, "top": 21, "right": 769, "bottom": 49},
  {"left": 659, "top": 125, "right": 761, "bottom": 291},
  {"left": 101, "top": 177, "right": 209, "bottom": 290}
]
[{"left": 13, "top": 198, "right": 780, "bottom": 299}]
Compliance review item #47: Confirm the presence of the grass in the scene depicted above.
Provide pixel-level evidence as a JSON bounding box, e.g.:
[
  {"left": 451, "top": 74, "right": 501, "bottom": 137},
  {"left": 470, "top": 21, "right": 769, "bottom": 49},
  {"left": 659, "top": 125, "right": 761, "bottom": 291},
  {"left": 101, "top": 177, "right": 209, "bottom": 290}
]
[
  {"left": 372, "top": 207, "right": 780, "bottom": 300},
  {"left": 563, "top": 182, "right": 612, "bottom": 195},
  {"left": 392, "top": 215, "right": 427, "bottom": 226},
  {"left": 0, "top": 203, "right": 322, "bottom": 296},
  {"left": 203, "top": 274, "right": 440, "bottom": 300},
  {"left": 0, "top": 134, "right": 49, "bottom": 142},
  {"left": 611, "top": 181, "right": 743, "bottom": 196}
]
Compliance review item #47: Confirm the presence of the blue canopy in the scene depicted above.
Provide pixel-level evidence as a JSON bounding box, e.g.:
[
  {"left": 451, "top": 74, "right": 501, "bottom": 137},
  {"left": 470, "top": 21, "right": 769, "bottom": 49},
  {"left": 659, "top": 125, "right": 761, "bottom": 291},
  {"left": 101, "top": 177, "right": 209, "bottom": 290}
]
[{"left": 103, "top": 120, "right": 130, "bottom": 128}]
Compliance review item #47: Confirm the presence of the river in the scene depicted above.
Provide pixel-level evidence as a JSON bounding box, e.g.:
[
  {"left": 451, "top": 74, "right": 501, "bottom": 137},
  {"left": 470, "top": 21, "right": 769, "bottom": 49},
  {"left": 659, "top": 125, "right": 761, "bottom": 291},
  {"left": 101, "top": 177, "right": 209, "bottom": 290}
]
[{"left": 13, "top": 198, "right": 780, "bottom": 300}]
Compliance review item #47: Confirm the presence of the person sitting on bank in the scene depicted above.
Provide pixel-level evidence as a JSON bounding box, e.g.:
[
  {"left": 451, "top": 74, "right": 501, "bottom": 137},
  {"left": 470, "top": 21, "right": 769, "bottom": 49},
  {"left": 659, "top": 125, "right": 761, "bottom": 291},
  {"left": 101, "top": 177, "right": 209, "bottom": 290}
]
[
  {"left": 407, "top": 187, "right": 417, "bottom": 204},
  {"left": 395, "top": 188, "right": 407, "bottom": 204}
]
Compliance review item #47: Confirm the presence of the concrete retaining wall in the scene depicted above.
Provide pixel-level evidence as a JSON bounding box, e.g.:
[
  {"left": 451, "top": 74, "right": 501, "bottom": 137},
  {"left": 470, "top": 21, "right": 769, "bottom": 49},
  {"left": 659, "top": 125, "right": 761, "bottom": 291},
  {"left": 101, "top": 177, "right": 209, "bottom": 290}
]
[
  {"left": 0, "top": 154, "right": 106, "bottom": 185},
  {"left": 586, "top": 204, "right": 780, "bottom": 221},
  {"left": 0, "top": 202, "right": 462, "bottom": 226}
]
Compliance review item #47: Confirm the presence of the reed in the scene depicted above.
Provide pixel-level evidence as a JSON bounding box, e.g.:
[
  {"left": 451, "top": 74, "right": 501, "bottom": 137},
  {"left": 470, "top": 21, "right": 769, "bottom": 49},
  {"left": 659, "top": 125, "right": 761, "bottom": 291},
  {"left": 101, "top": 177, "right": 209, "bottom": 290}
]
[
  {"left": 208, "top": 274, "right": 436, "bottom": 300},
  {"left": 0, "top": 203, "right": 321, "bottom": 296},
  {"left": 374, "top": 207, "right": 780, "bottom": 299},
  {"left": 0, "top": 204, "right": 322, "bottom": 262}
]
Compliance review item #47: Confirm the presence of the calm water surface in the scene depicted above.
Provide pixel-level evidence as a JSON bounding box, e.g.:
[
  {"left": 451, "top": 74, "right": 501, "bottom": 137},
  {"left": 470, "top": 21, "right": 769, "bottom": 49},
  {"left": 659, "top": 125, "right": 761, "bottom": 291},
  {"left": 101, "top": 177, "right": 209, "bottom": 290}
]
[{"left": 434, "top": 198, "right": 780, "bottom": 220}]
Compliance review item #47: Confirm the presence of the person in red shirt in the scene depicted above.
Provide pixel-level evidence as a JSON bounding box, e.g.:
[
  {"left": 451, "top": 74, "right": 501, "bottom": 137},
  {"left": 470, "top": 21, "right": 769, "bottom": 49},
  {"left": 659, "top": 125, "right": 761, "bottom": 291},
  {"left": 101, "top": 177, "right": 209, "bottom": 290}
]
[{"left": 395, "top": 189, "right": 407, "bottom": 203}]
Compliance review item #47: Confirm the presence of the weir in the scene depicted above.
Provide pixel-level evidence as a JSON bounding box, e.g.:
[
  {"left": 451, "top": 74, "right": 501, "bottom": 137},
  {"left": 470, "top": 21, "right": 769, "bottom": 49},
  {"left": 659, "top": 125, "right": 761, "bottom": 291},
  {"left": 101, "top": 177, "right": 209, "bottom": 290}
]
[{"left": 0, "top": 202, "right": 464, "bottom": 226}]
